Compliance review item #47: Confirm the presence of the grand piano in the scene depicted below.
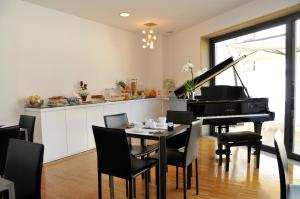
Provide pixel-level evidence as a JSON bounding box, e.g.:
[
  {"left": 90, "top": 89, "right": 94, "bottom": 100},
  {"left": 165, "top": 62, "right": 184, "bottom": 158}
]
[{"left": 172, "top": 56, "right": 275, "bottom": 136}]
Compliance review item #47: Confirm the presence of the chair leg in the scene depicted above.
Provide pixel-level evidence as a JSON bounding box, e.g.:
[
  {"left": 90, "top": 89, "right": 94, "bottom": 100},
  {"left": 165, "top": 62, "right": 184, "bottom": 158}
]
[
  {"left": 247, "top": 145, "right": 251, "bottom": 163},
  {"left": 98, "top": 173, "right": 102, "bottom": 199},
  {"left": 126, "top": 180, "right": 128, "bottom": 197},
  {"left": 141, "top": 155, "right": 145, "bottom": 179},
  {"left": 133, "top": 178, "right": 136, "bottom": 198},
  {"left": 226, "top": 144, "right": 230, "bottom": 172},
  {"left": 148, "top": 165, "right": 151, "bottom": 182},
  {"left": 176, "top": 166, "right": 179, "bottom": 189},
  {"left": 129, "top": 179, "right": 133, "bottom": 199},
  {"left": 219, "top": 143, "right": 223, "bottom": 166},
  {"left": 195, "top": 159, "right": 199, "bottom": 195},
  {"left": 256, "top": 141, "right": 262, "bottom": 169},
  {"left": 155, "top": 165, "right": 159, "bottom": 185},
  {"left": 183, "top": 167, "right": 187, "bottom": 199},
  {"left": 145, "top": 171, "right": 149, "bottom": 199}
]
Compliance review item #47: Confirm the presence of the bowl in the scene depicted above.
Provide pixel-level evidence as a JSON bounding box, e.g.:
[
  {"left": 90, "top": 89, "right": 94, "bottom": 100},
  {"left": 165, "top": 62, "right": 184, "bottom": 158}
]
[{"left": 67, "top": 97, "right": 80, "bottom": 105}]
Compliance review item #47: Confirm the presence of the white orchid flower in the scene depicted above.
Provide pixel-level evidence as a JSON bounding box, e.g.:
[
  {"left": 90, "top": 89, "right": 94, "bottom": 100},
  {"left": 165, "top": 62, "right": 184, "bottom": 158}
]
[{"left": 181, "top": 61, "right": 194, "bottom": 72}]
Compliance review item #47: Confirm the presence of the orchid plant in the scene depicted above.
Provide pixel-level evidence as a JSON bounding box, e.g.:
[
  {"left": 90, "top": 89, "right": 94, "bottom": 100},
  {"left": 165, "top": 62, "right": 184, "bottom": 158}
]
[{"left": 181, "top": 61, "right": 195, "bottom": 97}]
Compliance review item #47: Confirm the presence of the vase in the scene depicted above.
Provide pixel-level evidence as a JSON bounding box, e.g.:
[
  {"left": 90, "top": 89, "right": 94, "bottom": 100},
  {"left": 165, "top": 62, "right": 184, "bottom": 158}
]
[
  {"left": 187, "top": 91, "right": 195, "bottom": 100},
  {"left": 81, "top": 95, "right": 87, "bottom": 102}
]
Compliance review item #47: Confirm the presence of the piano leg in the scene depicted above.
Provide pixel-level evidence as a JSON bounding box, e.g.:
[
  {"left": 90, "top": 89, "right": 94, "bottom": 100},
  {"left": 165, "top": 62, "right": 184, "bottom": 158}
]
[
  {"left": 253, "top": 122, "right": 263, "bottom": 155},
  {"left": 254, "top": 122, "right": 263, "bottom": 135}
]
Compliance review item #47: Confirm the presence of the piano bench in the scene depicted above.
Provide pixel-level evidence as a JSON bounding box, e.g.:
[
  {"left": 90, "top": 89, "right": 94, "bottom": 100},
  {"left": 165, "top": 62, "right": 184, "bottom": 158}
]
[{"left": 218, "top": 131, "right": 262, "bottom": 172}]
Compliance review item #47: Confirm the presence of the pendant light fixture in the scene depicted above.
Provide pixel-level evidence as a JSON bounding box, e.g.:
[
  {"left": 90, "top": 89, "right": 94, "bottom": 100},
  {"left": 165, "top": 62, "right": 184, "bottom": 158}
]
[{"left": 142, "top": 22, "right": 157, "bottom": 49}]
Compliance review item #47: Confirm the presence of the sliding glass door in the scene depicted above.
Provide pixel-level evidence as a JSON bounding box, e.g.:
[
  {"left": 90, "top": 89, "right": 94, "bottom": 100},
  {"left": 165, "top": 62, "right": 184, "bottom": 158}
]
[
  {"left": 210, "top": 12, "right": 300, "bottom": 158},
  {"left": 213, "top": 25, "right": 286, "bottom": 148},
  {"left": 292, "top": 19, "right": 300, "bottom": 155}
]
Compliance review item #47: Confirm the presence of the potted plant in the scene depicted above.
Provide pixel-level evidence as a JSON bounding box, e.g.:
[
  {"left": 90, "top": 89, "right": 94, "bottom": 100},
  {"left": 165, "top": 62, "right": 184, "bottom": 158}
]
[
  {"left": 76, "top": 81, "right": 89, "bottom": 102},
  {"left": 181, "top": 61, "right": 195, "bottom": 99}
]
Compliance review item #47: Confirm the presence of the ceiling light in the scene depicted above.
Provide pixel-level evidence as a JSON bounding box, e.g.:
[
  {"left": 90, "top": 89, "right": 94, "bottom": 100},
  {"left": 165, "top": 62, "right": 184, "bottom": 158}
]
[
  {"left": 119, "top": 12, "right": 130, "bottom": 17},
  {"left": 142, "top": 22, "right": 157, "bottom": 49}
]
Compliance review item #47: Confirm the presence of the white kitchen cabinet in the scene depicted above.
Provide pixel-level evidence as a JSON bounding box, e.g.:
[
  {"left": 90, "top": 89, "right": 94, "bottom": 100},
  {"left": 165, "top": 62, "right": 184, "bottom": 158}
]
[
  {"left": 41, "top": 110, "right": 68, "bottom": 162},
  {"left": 86, "top": 106, "right": 104, "bottom": 149},
  {"left": 66, "top": 108, "right": 88, "bottom": 155},
  {"left": 25, "top": 98, "right": 164, "bottom": 163}
]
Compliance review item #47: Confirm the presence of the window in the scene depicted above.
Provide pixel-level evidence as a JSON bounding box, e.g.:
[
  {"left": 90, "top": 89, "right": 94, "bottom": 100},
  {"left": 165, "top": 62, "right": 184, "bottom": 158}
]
[{"left": 210, "top": 11, "right": 300, "bottom": 159}]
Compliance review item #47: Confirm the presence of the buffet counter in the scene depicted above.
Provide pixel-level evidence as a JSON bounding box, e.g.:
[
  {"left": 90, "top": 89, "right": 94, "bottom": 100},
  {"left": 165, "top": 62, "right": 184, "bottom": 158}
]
[{"left": 25, "top": 98, "right": 167, "bottom": 163}]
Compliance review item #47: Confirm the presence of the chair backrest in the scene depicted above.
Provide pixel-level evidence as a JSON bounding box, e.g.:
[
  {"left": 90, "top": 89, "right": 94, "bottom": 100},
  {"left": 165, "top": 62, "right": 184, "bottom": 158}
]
[
  {"left": 4, "top": 139, "right": 44, "bottom": 199},
  {"left": 0, "top": 127, "right": 24, "bottom": 176},
  {"left": 92, "top": 125, "right": 132, "bottom": 179},
  {"left": 103, "top": 113, "right": 132, "bottom": 145},
  {"left": 166, "top": 110, "right": 194, "bottom": 125},
  {"left": 274, "top": 132, "right": 289, "bottom": 199},
  {"left": 184, "top": 119, "right": 202, "bottom": 167},
  {"left": 104, "top": 113, "right": 128, "bottom": 129},
  {"left": 19, "top": 115, "right": 36, "bottom": 142}
]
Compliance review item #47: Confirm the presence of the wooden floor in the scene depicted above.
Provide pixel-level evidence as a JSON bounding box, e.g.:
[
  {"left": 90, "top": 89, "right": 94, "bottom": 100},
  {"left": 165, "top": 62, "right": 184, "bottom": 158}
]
[{"left": 41, "top": 136, "right": 300, "bottom": 199}]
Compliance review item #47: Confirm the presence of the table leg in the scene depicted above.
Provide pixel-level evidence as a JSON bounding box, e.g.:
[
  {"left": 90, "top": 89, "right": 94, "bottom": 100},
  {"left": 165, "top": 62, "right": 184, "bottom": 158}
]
[{"left": 159, "top": 136, "right": 167, "bottom": 199}]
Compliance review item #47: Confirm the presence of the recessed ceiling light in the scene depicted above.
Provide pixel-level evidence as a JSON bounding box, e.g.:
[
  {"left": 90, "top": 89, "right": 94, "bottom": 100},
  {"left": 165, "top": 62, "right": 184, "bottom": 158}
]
[{"left": 120, "top": 12, "right": 131, "bottom": 17}]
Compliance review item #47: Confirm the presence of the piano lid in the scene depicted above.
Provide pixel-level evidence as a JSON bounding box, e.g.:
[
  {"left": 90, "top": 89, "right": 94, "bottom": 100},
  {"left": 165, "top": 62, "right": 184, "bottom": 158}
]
[{"left": 174, "top": 55, "right": 246, "bottom": 98}]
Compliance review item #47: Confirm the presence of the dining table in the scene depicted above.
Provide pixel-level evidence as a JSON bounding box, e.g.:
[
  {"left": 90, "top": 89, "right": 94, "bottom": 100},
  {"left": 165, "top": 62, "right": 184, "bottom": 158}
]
[
  {"left": 125, "top": 124, "right": 190, "bottom": 199},
  {"left": 0, "top": 125, "right": 28, "bottom": 141}
]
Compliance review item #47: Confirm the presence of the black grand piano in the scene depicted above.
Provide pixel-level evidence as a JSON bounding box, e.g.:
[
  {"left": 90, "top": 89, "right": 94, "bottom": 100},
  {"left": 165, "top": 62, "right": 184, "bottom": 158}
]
[{"left": 173, "top": 56, "right": 275, "bottom": 136}]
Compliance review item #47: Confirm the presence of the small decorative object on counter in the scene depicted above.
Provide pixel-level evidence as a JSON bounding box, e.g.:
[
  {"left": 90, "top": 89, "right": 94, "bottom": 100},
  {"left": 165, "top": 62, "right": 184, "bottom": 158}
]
[
  {"left": 149, "top": 89, "right": 157, "bottom": 97},
  {"left": 76, "top": 81, "right": 89, "bottom": 102},
  {"left": 47, "top": 96, "right": 68, "bottom": 107},
  {"left": 163, "top": 79, "right": 175, "bottom": 96},
  {"left": 91, "top": 95, "right": 105, "bottom": 103},
  {"left": 67, "top": 96, "right": 80, "bottom": 105},
  {"left": 130, "top": 79, "right": 137, "bottom": 94},
  {"left": 26, "top": 95, "right": 44, "bottom": 108}
]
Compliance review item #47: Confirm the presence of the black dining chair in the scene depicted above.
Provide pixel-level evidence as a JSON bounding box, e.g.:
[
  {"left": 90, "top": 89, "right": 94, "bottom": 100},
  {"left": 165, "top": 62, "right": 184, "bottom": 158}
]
[
  {"left": 150, "top": 112, "right": 201, "bottom": 199},
  {"left": 19, "top": 115, "right": 36, "bottom": 142},
  {"left": 0, "top": 127, "right": 25, "bottom": 176},
  {"left": 274, "top": 132, "right": 300, "bottom": 199},
  {"left": 104, "top": 113, "right": 158, "bottom": 157},
  {"left": 92, "top": 126, "right": 158, "bottom": 199},
  {"left": 166, "top": 110, "right": 194, "bottom": 150},
  {"left": 3, "top": 139, "right": 44, "bottom": 199},
  {"left": 104, "top": 113, "right": 159, "bottom": 197}
]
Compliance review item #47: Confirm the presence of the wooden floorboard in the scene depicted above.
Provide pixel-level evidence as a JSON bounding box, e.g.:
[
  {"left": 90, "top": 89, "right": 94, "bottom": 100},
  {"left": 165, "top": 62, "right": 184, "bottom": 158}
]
[{"left": 41, "top": 136, "right": 300, "bottom": 199}]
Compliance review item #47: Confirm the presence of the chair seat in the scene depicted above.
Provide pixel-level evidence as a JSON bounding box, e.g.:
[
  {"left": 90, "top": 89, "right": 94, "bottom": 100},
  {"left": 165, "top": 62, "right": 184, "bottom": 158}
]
[
  {"left": 219, "top": 131, "right": 262, "bottom": 142},
  {"left": 149, "top": 149, "right": 185, "bottom": 167},
  {"left": 131, "top": 157, "right": 157, "bottom": 177},
  {"left": 130, "top": 143, "right": 159, "bottom": 157},
  {"left": 287, "top": 184, "right": 300, "bottom": 199}
]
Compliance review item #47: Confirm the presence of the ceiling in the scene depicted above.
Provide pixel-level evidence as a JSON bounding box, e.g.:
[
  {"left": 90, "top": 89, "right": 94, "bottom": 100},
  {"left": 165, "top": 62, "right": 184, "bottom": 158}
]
[{"left": 24, "top": 0, "right": 254, "bottom": 34}]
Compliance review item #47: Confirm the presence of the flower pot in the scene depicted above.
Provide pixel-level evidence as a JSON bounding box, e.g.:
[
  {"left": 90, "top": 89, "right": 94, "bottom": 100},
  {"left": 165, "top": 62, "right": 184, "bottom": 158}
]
[
  {"left": 187, "top": 91, "right": 195, "bottom": 100},
  {"left": 80, "top": 95, "right": 87, "bottom": 102}
]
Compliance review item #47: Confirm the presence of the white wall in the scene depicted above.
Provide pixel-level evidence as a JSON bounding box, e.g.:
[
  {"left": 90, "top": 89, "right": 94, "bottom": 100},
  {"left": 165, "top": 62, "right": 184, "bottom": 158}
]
[
  {"left": 163, "top": 0, "right": 300, "bottom": 87},
  {"left": 0, "top": 0, "right": 165, "bottom": 124}
]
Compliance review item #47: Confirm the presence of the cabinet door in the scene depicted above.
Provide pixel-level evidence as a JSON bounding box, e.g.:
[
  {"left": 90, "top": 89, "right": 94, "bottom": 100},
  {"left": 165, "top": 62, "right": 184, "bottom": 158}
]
[
  {"left": 66, "top": 108, "right": 88, "bottom": 155},
  {"left": 103, "top": 103, "right": 132, "bottom": 121},
  {"left": 148, "top": 100, "right": 163, "bottom": 119},
  {"left": 41, "top": 110, "right": 68, "bottom": 162},
  {"left": 130, "top": 101, "right": 148, "bottom": 123},
  {"left": 86, "top": 106, "right": 104, "bottom": 149}
]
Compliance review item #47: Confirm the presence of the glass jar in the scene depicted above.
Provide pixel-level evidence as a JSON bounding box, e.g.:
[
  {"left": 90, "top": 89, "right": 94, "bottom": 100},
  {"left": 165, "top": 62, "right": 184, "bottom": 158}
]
[{"left": 131, "top": 79, "right": 137, "bottom": 93}]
